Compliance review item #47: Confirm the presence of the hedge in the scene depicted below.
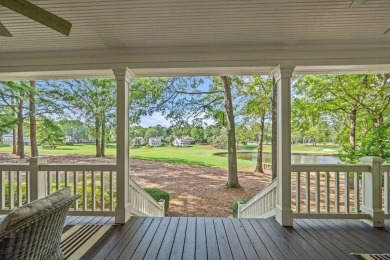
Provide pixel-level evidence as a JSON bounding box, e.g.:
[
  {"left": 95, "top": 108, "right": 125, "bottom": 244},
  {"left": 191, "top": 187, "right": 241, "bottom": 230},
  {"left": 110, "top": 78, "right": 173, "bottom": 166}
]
[
  {"left": 144, "top": 188, "right": 170, "bottom": 213},
  {"left": 232, "top": 198, "right": 250, "bottom": 218}
]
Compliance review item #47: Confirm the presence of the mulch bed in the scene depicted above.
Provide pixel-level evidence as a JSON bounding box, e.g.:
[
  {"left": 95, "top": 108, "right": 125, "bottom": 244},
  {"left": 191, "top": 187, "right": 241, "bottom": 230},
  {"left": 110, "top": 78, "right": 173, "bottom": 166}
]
[{"left": 0, "top": 153, "right": 270, "bottom": 217}]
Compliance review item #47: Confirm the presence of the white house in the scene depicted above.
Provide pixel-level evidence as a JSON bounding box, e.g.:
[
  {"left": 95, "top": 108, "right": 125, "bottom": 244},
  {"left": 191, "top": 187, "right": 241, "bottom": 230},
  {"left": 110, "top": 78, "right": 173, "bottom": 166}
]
[
  {"left": 131, "top": 137, "right": 146, "bottom": 146},
  {"left": 172, "top": 136, "right": 193, "bottom": 147},
  {"left": 148, "top": 137, "right": 162, "bottom": 147},
  {"left": 1, "top": 134, "right": 13, "bottom": 145}
]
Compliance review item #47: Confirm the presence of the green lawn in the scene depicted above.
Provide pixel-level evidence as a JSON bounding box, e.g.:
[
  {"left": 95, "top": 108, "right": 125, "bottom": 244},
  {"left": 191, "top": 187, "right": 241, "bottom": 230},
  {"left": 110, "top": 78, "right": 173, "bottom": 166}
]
[{"left": 0, "top": 143, "right": 341, "bottom": 170}]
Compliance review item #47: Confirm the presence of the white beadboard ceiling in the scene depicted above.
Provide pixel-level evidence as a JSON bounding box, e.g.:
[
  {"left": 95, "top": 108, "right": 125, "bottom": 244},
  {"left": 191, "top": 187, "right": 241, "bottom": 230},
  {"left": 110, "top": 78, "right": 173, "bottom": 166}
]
[{"left": 1, "top": 0, "right": 390, "bottom": 53}]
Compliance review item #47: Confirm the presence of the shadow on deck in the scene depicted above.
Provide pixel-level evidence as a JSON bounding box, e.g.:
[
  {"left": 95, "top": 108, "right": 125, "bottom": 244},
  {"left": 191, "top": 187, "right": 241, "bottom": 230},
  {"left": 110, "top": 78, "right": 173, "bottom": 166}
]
[{"left": 79, "top": 217, "right": 390, "bottom": 260}]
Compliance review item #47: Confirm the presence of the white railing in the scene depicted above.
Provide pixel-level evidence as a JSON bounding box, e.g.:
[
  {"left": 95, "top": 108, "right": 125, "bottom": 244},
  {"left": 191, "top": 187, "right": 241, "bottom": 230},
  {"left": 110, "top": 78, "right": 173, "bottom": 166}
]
[
  {"left": 291, "top": 164, "right": 371, "bottom": 219},
  {"left": 238, "top": 179, "right": 277, "bottom": 218},
  {"left": 129, "top": 178, "right": 165, "bottom": 217},
  {"left": 41, "top": 164, "right": 117, "bottom": 216},
  {"left": 0, "top": 164, "right": 31, "bottom": 212},
  {"left": 238, "top": 157, "right": 389, "bottom": 227},
  {"left": 382, "top": 164, "right": 390, "bottom": 217},
  {"left": 0, "top": 158, "right": 164, "bottom": 217}
]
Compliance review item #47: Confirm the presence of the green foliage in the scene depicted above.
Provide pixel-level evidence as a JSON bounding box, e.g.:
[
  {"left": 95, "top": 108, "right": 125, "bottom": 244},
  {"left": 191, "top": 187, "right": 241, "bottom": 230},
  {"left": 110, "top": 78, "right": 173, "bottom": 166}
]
[
  {"left": 37, "top": 117, "right": 64, "bottom": 147},
  {"left": 144, "top": 188, "right": 170, "bottom": 213},
  {"left": 232, "top": 198, "right": 250, "bottom": 218},
  {"left": 144, "top": 128, "right": 159, "bottom": 140},
  {"left": 190, "top": 126, "right": 204, "bottom": 142}
]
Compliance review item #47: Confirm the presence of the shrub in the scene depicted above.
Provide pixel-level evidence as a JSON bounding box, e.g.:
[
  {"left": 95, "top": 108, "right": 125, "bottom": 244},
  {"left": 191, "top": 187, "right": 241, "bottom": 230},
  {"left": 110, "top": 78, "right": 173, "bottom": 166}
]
[
  {"left": 144, "top": 188, "right": 170, "bottom": 213},
  {"left": 232, "top": 198, "right": 250, "bottom": 218}
]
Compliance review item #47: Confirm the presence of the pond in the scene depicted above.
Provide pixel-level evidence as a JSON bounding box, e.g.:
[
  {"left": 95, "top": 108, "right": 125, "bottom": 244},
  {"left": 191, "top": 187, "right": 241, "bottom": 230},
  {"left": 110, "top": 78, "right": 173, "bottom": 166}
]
[{"left": 216, "top": 152, "right": 340, "bottom": 164}]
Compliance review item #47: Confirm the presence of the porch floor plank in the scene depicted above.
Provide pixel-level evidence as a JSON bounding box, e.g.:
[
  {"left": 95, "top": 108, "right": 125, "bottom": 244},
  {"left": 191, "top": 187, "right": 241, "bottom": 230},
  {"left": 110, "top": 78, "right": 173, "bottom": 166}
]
[
  {"left": 305, "top": 219, "right": 365, "bottom": 255},
  {"left": 194, "top": 217, "right": 207, "bottom": 260},
  {"left": 156, "top": 217, "right": 180, "bottom": 260},
  {"left": 326, "top": 219, "right": 390, "bottom": 253},
  {"left": 3, "top": 215, "right": 390, "bottom": 259},
  {"left": 296, "top": 219, "right": 354, "bottom": 259},
  {"left": 204, "top": 217, "right": 221, "bottom": 260}
]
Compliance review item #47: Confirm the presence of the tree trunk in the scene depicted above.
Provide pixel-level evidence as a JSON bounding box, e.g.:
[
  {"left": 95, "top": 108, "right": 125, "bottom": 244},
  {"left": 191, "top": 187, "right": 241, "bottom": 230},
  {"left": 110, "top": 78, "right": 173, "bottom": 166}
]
[
  {"left": 349, "top": 108, "right": 357, "bottom": 150},
  {"left": 29, "top": 81, "right": 39, "bottom": 157},
  {"left": 11, "top": 97, "right": 17, "bottom": 154},
  {"left": 95, "top": 119, "right": 102, "bottom": 157},
  {"left": 255, "top": 110, "right": 266, "bottom": 173},
  {"left": 100, "top": 116, "right": 106, "bottom": 157},
  {"left": 12, "top": 128, "right": 17, "bottom": 154},
  {"left": 17, "top": 92, "right": 25, "bottom": 158},
  {"left": 271, "top": 76, "right": 277, "bottom": 180},
  {"left": 221, "top": 76, "right": 240, "bottom": 188}
]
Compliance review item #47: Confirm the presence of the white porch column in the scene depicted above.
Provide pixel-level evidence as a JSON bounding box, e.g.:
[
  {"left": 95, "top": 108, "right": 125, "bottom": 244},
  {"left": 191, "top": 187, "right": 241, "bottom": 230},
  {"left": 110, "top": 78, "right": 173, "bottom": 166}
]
[
  {"left": 29, "top": 157, "right": 47, "bottom": 201},
  {"left": 113, "top": 68, "right": 134, "bottom": 224},
  {"left": 273, "top": 65, "right": 294, "bottom": 227},
  {"left": 360, "top": 156, "right": 385, "bottom": 227}
]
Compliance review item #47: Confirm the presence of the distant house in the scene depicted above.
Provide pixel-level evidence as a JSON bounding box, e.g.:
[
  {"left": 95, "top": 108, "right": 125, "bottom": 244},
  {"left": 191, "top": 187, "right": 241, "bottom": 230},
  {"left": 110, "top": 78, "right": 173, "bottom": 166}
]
[
  {"left": 148, "top": 137, "right": 162, "bottom": 147},
  {"left": 172, "top": 136, "right": 193, "bottom": 147},
  {"left": 1, "top": 133, "right": 30, "bottom": 145},
  {"left": 131, "top": 137, "right": 146, "bottom": 146},
  {"left": 2, "top": 133, "right": 13, "bottom": 145}
]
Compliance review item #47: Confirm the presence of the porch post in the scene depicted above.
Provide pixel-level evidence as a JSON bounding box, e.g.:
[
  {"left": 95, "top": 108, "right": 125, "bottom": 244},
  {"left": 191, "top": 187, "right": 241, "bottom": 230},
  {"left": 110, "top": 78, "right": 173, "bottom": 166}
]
[
  {"left": 113, "top": 68, "right": 134, "bottom": 224},
  {"left": 272, "top": 65, "right": 294, "bottom": 227},
  {"left": 360, "top": 156, "right": 384, "bottom": 227},
  {"left": 29, "top": 157, "right": 47, "bottom": 201}
]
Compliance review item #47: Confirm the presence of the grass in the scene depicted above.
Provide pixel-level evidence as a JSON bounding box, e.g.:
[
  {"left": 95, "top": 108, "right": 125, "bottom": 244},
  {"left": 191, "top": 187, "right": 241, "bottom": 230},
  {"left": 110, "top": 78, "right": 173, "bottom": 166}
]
[{"left": 0, "top": 143, "right": 341, "bottom": 170}]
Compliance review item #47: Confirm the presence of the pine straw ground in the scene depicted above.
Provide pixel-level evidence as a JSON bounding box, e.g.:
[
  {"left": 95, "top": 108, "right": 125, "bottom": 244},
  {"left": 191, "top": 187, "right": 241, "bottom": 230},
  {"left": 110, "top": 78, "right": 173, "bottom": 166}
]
[{"left": 0, "top": 153, "right": 270, "bottom": 217}]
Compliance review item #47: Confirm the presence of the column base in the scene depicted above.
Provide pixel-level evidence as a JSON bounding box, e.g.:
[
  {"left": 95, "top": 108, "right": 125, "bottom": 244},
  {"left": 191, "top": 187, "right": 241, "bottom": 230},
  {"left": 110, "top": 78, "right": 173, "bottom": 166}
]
[
  {"left": 361, "top": 210, "right": 385, "bottom": 228},
  {"left": 275, "top": 205, "right": 293, "bottom": 227},
  {"left": 115, "top": 203, "right": 132, "bottom": 224}
]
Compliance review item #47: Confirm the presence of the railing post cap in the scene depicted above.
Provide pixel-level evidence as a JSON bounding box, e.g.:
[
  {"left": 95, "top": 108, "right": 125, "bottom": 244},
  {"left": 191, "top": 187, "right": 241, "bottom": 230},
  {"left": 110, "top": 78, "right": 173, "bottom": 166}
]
[
  {"left": 28, "top": 157, "right": 48, "bottom": 164},
  {"left": 360, "top": 156, "right": 384, "bottom": 164}
]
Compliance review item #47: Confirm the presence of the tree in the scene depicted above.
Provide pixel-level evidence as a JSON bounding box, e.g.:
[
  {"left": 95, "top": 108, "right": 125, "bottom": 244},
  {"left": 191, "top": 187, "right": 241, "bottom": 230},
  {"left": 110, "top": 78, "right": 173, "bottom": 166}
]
[
  {"left": 221, "top": 76, "right": 240, "bottom": 188},
  {"left": 37, "top": 117, "right": 64, "bottom": 147},
  {"left": 29, "top": 81, "right": 38, "bottom": 157},
  {"left": 60, "top": 119, "right": 86, "bottom": 143},
  {"left": 144, "top": 128, "right": 159, "bottom": 140},
  {"left": 236, "top": 76, "right": 273, "bottom": 174},
  {"left": 190, "top": 126, "right": 204, "bottom": 143},
  {"left": 0, "top": 81, "right": 31, "bottom": 158},
  {"left": 134, "top": 76, "right": 240, "bottom": 188},
  {"left": 57, "top": 79, "right": 116, "bottom": 157}
]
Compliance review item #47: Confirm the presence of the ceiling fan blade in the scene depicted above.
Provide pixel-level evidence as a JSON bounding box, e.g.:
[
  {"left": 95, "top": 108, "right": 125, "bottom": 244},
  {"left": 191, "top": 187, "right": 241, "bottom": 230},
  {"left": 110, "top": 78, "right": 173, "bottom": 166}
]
[
  {"left": 0, "top": 0, "right": 71, "bottom": 36},
  {"left": 349, "top": 0, "right": 370, "bottom": 7},
  {"left": 384, "top": 28, "right": 390, "bottom": 35},
  {"left": 0, "top": 21, "right": 12, "bottom": 37}
]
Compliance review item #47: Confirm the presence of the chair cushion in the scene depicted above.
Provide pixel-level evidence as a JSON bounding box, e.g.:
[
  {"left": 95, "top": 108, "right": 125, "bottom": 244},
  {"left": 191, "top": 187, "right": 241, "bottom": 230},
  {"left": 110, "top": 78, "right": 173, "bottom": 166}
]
[
  {"left": 0, "top": 198, "right": 52, "bottom": 233},
  {"left": 46, "top": 187, "right": 71, "bottom": 205},
  {"left": 0, "top": 187, "right": 71, "bottom": 234}
]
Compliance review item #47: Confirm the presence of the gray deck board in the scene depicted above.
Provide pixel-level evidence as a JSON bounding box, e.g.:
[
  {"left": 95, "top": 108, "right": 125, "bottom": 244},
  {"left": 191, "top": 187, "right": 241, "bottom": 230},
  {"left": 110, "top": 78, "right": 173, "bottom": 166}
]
[
  {"left": 195, "top": 217, "right": 207, "bottom": 260},
  {"left": 205, "top": 217, "right": 221, "bottom": 260},
  {"left": 4, "top": 214, "right": 390, "bottom": 259}
]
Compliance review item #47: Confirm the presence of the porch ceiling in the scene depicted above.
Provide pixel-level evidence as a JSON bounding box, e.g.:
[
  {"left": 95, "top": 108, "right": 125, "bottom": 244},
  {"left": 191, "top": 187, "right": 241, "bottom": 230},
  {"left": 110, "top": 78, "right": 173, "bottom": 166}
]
[{"left": 1, "top": 0, "right": 390, "bottom": 79}]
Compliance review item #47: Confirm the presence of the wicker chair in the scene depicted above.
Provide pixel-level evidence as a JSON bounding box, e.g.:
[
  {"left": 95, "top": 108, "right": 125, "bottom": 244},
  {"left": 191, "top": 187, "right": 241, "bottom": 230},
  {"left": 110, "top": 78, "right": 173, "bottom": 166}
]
[{"left": 0, "top": 194, "right": 81, "bottom": 260}]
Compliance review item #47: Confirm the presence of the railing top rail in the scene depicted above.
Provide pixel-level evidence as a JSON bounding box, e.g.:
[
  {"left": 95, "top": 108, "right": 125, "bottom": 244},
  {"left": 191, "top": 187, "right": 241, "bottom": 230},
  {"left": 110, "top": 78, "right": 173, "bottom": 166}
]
[
  {"left": 129, "top": 178, "right": 163, "bottom": 209},
  {"left": 39, "top": 164, "right": 116, "bottom": 171},
  {"left": 0, "top": 164, "right": 31, "bottom": 171},
  {"left": 381, "top": 164, "right": 390, "bottom": 171},
  {"left": 240, "top": 178, "right": 277, "bottom": 212},
  {"left": 291, "top": 164, "right": 371, "bottom": 172}
]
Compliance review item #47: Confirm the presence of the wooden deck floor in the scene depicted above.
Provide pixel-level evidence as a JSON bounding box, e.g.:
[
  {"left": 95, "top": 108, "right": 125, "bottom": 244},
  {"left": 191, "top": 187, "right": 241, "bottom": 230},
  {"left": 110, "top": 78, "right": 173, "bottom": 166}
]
[
  {"left": 2, "top": 215, "right": 390, "bottom": 259},
  {"left": 93, "top": 217, "right": 390, "bottom": 260}
]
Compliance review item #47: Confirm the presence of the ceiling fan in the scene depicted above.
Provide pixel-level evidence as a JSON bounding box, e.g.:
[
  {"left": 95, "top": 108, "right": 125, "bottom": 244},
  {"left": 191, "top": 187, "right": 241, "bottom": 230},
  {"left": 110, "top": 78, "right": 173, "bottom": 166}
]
[
  {"left": 349, "top": 0, "right": 390, "bottom": 34},
  {"left": 0, "top": 0, "right": 72, "bottom": 37},
  {"left": 349, "top": 0, "right": 370, "bottom": 8}
]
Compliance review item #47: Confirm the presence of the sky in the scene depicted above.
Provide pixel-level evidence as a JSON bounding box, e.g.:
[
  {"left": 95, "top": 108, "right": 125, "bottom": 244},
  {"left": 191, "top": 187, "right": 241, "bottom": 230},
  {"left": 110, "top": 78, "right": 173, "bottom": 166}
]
[{"left": 140, "top": 111, "right": 215, "bottom": 127}]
